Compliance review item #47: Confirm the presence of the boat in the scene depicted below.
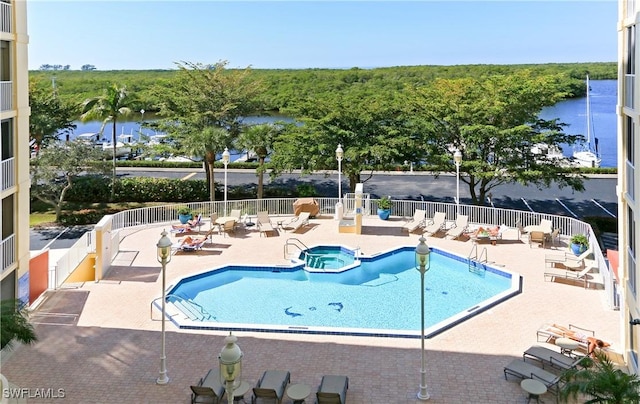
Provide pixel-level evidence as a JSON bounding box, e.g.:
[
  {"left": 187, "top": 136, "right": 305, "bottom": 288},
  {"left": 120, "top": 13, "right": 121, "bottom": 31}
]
[
  {"left": 572, "top": 75, "right": 602, "bottom": 168},
  {"left": 531, "top": 143, "right": 565, "bottom": 163}
]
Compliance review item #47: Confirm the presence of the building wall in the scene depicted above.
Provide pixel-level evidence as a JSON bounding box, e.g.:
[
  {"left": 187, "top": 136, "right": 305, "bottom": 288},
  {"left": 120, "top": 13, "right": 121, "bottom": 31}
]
[
  {"left": 618, "top": 0, "right": 640, "bottom": 374},
  {"left": 0, "top": 0, "right": 30, "bottom": 304}
]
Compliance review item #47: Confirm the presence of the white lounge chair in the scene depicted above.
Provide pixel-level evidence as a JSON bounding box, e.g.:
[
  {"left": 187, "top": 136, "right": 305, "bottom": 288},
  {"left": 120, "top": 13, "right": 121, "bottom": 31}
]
[
  {"left": 445, "top": 214, "right": 468, "bottom": 240},
  {"left": 402, "top": 209, "right": 426, "bottom": 233},
  {"left": 423, "top": 212, "right": 446, "bottom": 236},
  {"left": 257, "top": 211, "right": 277, "bottom": 237},
  {"left": 544, "top": 265, "right": 596, "bottom": 289},
  {"left": 282, "top": 212, "right": 311, "bottom": 233},
  {"left": 545, "top": 247, "right": 593, "bottom": 268}
]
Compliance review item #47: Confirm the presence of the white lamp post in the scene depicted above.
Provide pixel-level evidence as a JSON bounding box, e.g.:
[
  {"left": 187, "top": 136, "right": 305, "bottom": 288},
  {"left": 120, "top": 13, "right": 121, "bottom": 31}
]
[
  {"left": 222, "top": 147, "right": 231, "bottom": 216},
  {"left": 453, "top": 149, "right": 462, "bottom": 213},
  {"left": 415, "top": 235, "right": 431, "bottom": 400},
  {"left": 219, "top": 332, "right": 243, "bottom": 404},
  {"left": 335, "top": 144, "right": 344, "bottom": 221},
  {"left": 156, "top": 229, "right": 172, "bottom": 385},
  {"left": 139, "top": 109, "right": 145, "bottom": 142}
]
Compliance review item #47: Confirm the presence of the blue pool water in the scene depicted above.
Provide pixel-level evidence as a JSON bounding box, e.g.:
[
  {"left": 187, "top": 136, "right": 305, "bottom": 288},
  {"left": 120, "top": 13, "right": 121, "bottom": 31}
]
[
  {"left": 300, "top": 245, "right": 356, "bottom": 270},
  {"left": 167, "top": 246, "right": 520, "bottom": 337}
]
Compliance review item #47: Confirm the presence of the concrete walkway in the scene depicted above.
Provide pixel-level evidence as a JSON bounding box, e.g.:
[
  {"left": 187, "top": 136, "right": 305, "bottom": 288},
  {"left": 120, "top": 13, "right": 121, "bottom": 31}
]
[{"left": 1, "top": 214, "right": 620, "bottom": 403}]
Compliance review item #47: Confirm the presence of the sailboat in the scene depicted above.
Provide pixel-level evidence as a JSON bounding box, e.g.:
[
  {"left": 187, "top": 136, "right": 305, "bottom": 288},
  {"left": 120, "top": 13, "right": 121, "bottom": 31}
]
[{"left": 572, "top": 75, "right": 602, "bottom": 168}]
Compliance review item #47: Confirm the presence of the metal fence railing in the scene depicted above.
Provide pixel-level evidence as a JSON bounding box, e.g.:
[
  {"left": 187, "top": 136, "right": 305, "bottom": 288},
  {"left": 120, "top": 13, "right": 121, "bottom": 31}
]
[{"left": 50, "top": 197, "right": 616, "bottom": 309}]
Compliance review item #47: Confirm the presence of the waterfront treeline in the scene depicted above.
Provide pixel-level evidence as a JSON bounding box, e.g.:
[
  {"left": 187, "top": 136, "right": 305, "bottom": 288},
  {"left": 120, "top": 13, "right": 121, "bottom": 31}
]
[{"left": 31, "top": 62, "right": 616, "bottom": 115}]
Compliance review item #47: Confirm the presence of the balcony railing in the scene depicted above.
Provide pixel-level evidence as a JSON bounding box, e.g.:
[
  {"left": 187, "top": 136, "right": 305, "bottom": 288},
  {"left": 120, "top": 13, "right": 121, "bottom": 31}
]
[
  {"left": 0, "top": 81, "right": 12, "bottom": 112},
  {"left": 625, "top": 74, "right": 635, "bottom": 109},
  {"left": 1, "top": 157, "right": 14, "bottom": 191},
  {"left": 1, "top": 233, "right": 15, "bottom": 273},
  {"left": 627, "top": 159, "right": 636, "bottom": 202},
  {"left": 0, "top": 1, "right": 10, "bottom": 34}
]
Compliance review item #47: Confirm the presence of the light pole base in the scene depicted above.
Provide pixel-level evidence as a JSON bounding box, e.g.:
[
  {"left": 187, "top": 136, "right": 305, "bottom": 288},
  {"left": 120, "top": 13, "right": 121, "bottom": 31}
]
[
  {"left": 156, "top": 373, "right": 169, "bottom": 385},
  {"left": 417, "top": 389, "right": 430, "bottom": 400},
  {"left": 334, "top": 202, "right": 344, "bottom": 221}
]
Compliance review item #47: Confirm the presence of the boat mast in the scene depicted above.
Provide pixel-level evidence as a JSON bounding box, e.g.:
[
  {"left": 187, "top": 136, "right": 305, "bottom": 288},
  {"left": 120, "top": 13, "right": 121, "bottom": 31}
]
[{"left": 585, "top": 74, "right": 591, "bottom": 147}]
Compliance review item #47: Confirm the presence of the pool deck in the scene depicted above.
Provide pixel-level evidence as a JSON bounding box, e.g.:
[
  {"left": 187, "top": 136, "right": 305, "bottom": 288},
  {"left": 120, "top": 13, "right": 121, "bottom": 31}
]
[{"left": 1, "top": 214, "right": 621, "bottom": 403}]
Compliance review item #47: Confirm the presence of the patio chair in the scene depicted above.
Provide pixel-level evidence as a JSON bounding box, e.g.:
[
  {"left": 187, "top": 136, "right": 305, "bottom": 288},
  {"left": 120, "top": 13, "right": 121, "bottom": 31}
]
[
  {"left": 529, "top": 231, "right": 546, "bottom": 248},
  {"left": 257, "top": 211, "right": 277, "bottom": 237},
  {"left": 539, "top": 219, "right": 553, "bottom": 234},
  {"left": 282, "top": 212, "right": 311, "bottom": 233},
  {"left": 422, "top": 212, "right": 446, "bottom": 236},
  {"left": 523, "top": 345, "right": 581, "bottom": 370},
  {"left": 251, "top": 370, "right": 290, "bottom": 404},
  {"left": 544, "top": 265, "right": 597, "bottom": 289},
  {"left": 316, "top": 375, "right": 349, "bottom": 404},
  {"left": 545, "top": 228, "right": 561, "bottom": 247},
  {"left": 210, "top": 213, "right": 220, "bottom": 234},
  {"left": 229, "top": 209, "right": 242, "bottom": 221},
  {"left": 503, "top": 359, "right": 562, "bottom": 397},
  {"left": 445, "top": 214, "right": 468, "bottom": 240},
  {"left": 402, "top": 209, "right": 426, "bottom": 233},
  {"left": 190, "top": 368, "right": 225, "bottom": 404},
  {"left": 220, "top": 219, "right": 236, "bottom": 238},
  {"left": 545, "top": 247, "right": 593, "bottom": 269}
]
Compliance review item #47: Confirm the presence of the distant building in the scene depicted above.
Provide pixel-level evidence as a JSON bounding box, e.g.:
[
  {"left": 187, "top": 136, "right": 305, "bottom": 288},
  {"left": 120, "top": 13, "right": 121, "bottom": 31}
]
[
  {"left": 619, "top": 0, "right": 640, "bottom": 374},
  {"left": 0, "top": 0, "right": 31, "bottom": 303}
]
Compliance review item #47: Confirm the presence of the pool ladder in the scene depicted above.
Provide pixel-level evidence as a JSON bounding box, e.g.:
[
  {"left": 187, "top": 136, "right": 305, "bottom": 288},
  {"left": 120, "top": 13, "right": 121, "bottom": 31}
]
[
  {"left": 468, "top": 244, "right": 487, "bottom": 276},
  {"left": 284, "top": 238, "right": 310, "bottom": 260}
]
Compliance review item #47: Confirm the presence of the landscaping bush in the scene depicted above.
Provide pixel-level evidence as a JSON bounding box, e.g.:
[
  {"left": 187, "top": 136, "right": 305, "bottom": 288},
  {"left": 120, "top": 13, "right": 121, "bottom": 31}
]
[{"left": 113, "top": 177, "right": 209, "bottom": 202}]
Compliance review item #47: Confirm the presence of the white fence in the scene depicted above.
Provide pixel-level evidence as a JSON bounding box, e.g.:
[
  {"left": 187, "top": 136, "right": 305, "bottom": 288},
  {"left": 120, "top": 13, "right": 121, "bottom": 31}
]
[{"left": 51, "top": 197, "right": 616, "bottom": 309}]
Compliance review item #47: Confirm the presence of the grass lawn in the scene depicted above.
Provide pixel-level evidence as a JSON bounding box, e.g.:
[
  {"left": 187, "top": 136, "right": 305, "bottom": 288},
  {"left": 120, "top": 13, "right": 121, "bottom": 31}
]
[{"left": 30, "top": 201, "right": 168, "bottom": 228}]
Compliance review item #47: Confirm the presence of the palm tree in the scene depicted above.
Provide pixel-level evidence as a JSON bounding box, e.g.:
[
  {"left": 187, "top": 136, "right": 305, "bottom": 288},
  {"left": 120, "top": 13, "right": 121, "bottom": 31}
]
[
  {"left": 559, "top": 352, "right": 640, "bottom": 403},
  {"left": 236, "top": 123, "right": 282, "bottom": 199},
  {"left": 179, "top": 126, "right": 231, "bottom": 202},
  {"left": 80, "top": 84, "right": 133, "bottom": 200},
  {"left": 1, "top": 300, "right": 37, "bottom": 350}
]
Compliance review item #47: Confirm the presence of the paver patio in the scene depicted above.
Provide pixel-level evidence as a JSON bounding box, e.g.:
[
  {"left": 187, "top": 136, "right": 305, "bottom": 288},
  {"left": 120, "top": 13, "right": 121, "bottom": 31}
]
[{"left": 0, "top": 214, "right": 620, "bottom": 403}]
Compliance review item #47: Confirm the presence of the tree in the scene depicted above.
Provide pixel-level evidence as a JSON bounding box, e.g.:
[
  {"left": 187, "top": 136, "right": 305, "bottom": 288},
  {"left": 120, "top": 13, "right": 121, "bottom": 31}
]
[
  {"left": 271, "top": 86, "right": 420, "bottom": 193},
  {"left": 30, "top": 140, "right": 110, "bottom": 221},
  {"left": 409, "top": 71, "right": 586, "bottom": 205},
  {"left": 236, "top": 123, "right": 283, "bottom": 199},
  {"left": 81, "top": 64, "right": 97, "bottom": 71},
  {"left": 1, "top": 300, "right": 37, "bottom": 350},
  {"left": 80, "top": 84, "right": 134, "bottom": 200},
  {"left": 560, "top": 352, "right": 640, "bottom": 403},
  {"left": 29, "top": 79, "right": 77, "bottom": 151},
  {"left": 153, "top": 61, "right": 263, "bottom": 201}
]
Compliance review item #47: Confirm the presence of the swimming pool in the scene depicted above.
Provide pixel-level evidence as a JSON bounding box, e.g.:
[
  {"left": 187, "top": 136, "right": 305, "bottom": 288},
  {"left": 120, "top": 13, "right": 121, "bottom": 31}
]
[{"left": 165, "top": 245, "right": 521, "bottom": 338}]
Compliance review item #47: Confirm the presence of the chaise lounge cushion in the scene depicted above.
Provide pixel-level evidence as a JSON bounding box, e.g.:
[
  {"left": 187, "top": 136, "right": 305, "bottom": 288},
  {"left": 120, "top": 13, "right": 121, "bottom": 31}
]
[{"left": 316, "top": 375, "right": 349, "bottom": 404}]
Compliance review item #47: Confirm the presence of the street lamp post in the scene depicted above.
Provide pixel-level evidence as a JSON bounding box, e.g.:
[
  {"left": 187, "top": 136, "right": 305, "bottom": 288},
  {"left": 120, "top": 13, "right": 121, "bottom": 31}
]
[
  {"left": 415, "top": 235, "right": 431, "bottom": 400},
  {"left": 222, "top": 147, "right": 230, "bottom": 216},
  {"left": 156, "top": 230, "right": 172, "bottom": 385},
  {"left": 219, "top": 332, "right": 243, "bottom": 404},
  {"left": 335, "top": 144, "right": 344, "bottom": 221},
  {"left": 453, "top": 149, "right": 462, "bottom": 213}
]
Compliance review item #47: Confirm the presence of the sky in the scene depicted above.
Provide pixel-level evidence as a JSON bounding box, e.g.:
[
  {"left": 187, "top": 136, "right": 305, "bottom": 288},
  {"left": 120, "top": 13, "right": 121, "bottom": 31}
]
[{"left": 27, "top": 1, "right": 618, "bottom": 71}]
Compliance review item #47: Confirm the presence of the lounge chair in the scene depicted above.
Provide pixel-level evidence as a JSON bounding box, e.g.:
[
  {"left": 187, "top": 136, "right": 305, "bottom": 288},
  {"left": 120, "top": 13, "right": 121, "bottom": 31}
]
[
  {"left": 503, "top": 359, "right": 562, "bottom": 396},
  {"left": 402, "top": 209, "right": 426, "bottom": 233},
  {"left": 282, "top": 212, "right": 311, "bottom": 233},
  {"left": 171, "top": 214, "right": 203, "bottom": 233},
  {"left": 445, "top": 214, "right": 468, "bottom": 240},
  {"left": 173, "top": 236, "right": 207, "bottom": 253},
  {"left": 539, "top": 219, "right": 553, "bottom": 234},
  {"left": 523, "top": 345, "right": 582, "bottom": 370},
  {"left": 251, "top": 370, "right": 290, "bottom": 404},
  {"left": 536, "top": 323, "right": 596, "bottom": 352},
  {"left": 544, "top": 265, "right": 597, "bottom": 289},
  {"left": 190, "top": 368, "right": 225, "bottom": 404},
  {"left": 316, "top": 375, "right": 349, "bottom": 404},
  {"left": 423, "top": 212, "right": 446, "bottom": 236},
  {"left": 545, "top": 247, "right": 593, "bottom": 268},
  {"left": 220, "top": 219, "right": 235, "bottom": 238},
  {"left": 257, "top": 211, "right": 277, "bottom": 237}
]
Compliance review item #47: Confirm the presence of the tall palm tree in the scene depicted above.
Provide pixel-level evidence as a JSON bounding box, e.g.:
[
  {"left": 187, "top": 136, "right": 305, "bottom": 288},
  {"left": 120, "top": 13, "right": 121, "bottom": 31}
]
[
  {"left": 560, "top": 352, "right": 640, "bottom": 403},
  {"left": 236, "top": 123, "right": 282, "bottom": 199},
  {"left": 1, "top": 300, "right": 37, "bottom": 350},
  {"left": 80, "top": 84, "right": 133, "bottom": 200}
]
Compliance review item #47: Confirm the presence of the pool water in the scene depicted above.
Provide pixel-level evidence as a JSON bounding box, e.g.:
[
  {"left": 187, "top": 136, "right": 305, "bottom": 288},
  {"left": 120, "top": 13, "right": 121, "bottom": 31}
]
[{"left": 167, "top": 246, "right": 520, "bottom": 337}]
